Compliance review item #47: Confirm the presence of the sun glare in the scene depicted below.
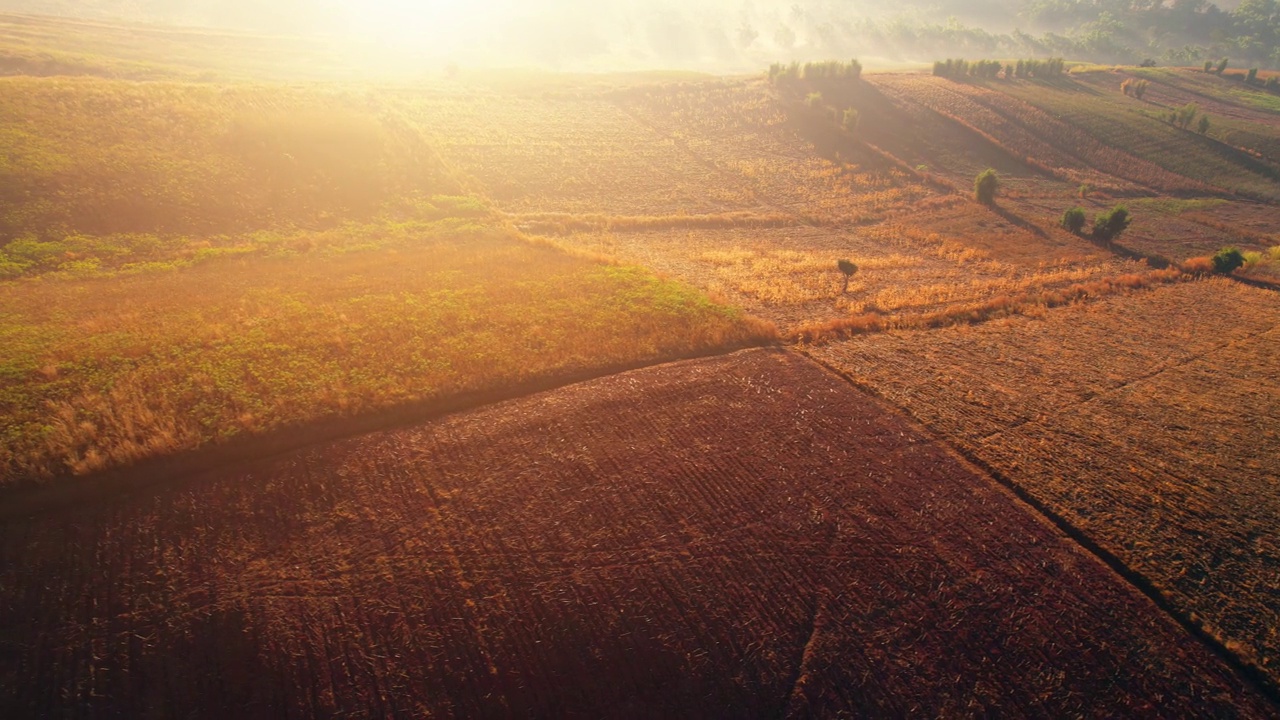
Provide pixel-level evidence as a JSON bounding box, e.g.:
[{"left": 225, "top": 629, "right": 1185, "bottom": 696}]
[{"left": 343, "top": 0, "right": 513, "bottom": 50}]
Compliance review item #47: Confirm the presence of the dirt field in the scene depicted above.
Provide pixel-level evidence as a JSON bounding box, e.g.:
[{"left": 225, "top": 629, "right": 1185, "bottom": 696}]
[
  {"left": 0, "top": 349, "right": 1271, "bottom": 717},
  {"left": 808, "top": 277, "right": 1280, "bottom": 686}
]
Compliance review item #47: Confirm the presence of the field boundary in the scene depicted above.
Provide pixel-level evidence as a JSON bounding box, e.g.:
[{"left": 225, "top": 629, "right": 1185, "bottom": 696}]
[
  {"left": 0, "top": 342, "right": 777, "bottom": 520},
  {"left": 800, "top": 350, "right": 1280, "bottom": 709}
]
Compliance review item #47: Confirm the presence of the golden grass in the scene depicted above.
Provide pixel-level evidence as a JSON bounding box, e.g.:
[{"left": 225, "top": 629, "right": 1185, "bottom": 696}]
[
  {"left": 793, "top": 267, "right": 1187, "bottom": 342},
  {"left": 0, "top": 229, "right": 774, "bottom": 485}
]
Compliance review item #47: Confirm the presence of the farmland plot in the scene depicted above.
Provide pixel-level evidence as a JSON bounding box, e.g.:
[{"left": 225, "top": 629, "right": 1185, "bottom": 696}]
[
  {"left": 0, "top": 350, "right": 1270, "bottom": 717},
  {"left": 808, "top": 277, "right": 1280, "bottom": 686}
]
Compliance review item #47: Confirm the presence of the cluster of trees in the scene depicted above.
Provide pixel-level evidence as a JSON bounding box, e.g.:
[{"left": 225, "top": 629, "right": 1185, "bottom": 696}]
[
  {"left": 1060, "top": 205, "right": 1132, "bottom": 243},
  {"left": 1203, "top": 58, "right": 1280, "bottom": 88},
  {"left": 768, "top": 59, "right": 862, "bottom": 84},
  {"left": 1163, "top": 102, "right": 1211, "bottom": 134},
  {"left": 932, "top": 57, "right": 1066, "bottom": 80}
]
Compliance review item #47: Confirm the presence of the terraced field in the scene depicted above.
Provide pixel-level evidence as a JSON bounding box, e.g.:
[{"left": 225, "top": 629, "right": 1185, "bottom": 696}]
[{"left": 1, "top": 350, "right": 1272, "bottom": 717}]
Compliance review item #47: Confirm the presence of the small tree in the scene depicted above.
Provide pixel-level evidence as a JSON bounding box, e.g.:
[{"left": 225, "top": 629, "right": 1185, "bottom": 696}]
[
  {"left": 1092, "top": 205, "right": 1132, "bottom": 243},
  {"left": 806, "top": 91, "right": 824, "bottom": 110},
  {"left": 974, "top": 168, "right": 998, "bottom": 205},
  {"left": 1212, "top": 247, "right": 1244, "bottom": 274},
  {"left": 1216, "top": 57, "right": 1229, "bottom": 75},
  {"left": 1203, "top": 60, "right": 1214, "bottom": 73},
  {"left": 1197, "top": 114, "right": 1211, "bottom": 135},
  {"left": 1061, "top": 207, "right": 1087, "bottom": 234},
  {"left": 1247, "top": 68, "right": 1258, "bottom": 84},
  {"left": 837, "top": 259, "right": 859, "bottom": 293}
]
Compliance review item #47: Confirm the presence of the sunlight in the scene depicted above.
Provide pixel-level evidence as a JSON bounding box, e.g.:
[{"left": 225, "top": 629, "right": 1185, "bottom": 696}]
[{"left": 341, "top": 0, "right": 514, "bottom": 50}]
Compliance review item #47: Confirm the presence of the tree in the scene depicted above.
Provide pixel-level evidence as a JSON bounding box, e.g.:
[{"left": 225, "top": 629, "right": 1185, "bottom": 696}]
[
  {"left": 1197, "top": 114, "right": 1211, "bottom": 134},
  {"left": 1212, "top": 247, "right": 1245, "bottom": 273},
  {"left": 837, "top": 259, "right": 859, "bottom": 293},
  {"left": 975, "top": 168, "right": 999, "bottom": 205},
  {"left": 1061, "top": 207, "right": 1087, "bottom": 234},
  {"left": 1093, "top": 205, "right": 1132, "bottom": 242},
  {"left": 1216, "top": 57, "right": 1229, "bottom": 74}
]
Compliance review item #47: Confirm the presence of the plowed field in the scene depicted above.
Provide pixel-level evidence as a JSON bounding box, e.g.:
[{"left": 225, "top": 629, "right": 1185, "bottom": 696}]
[
  {"left": 808, "top": 277, "right": 1280, "bottom": 686},
  {"left": 1, "top": 350, "right": 1270, "bottom": 717}
]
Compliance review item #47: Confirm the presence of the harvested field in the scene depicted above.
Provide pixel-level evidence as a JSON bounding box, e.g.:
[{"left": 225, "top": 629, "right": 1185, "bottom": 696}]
[
  {"left": 0, "top": 349, "right": 1271, "bottom": 717},
  {"left": 808, "top": 277, "right": 1280, "bottom": 686}
]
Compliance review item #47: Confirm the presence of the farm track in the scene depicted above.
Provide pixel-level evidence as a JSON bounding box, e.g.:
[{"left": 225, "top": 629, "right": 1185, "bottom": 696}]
[{"left": 1, "top": 349, "right": 1275, "bottom": 717}]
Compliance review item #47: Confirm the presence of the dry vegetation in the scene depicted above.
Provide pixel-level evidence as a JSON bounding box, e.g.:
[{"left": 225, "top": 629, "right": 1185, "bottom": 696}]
[
  {"left": 4, "top": 11, "right": 1280, "bottom": 712},
  {"left": 1, "top": 350, "right": 1270, "bottom": 716},
  {"left": 0, "top": 228, "right": 769, "bottom": 485}
]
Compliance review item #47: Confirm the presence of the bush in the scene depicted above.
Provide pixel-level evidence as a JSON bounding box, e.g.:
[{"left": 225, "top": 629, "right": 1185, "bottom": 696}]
[
  {"left": 1197, "top": 114, "right": 1211, "bottom": 135},
  {"left": 806, "top": 91, "right": 824, "bottom": 110},
  {"left": 1092, "top": 205, "right": 1131, "bottom": 243},
  {"left": 1061, "top": 207, "right": 1087, "bottom": 234},
  {"left": 1247, "top": 68, "right": 1258, "bottom": 84},
  {"left": 1204, "top": 60, "right": 1214, "bottom": 73},
  {"left": 1267, "top": 76, "right": 1280, "bottom": 90},
  {"left": 841, "top": 108, "right": 860, "bottom": 132},
  {"left": 974, "top": 168, "right": 998, "bottom": 205},
  {"left": 1211, "top": 247, "right": 1244, "bottom": 273},
  {"left": 1216, "top": 57, "right": 1229, "bottom": 74},
  {"left": 1121, "top": 78, "right": 1149, "bottom": 99}
]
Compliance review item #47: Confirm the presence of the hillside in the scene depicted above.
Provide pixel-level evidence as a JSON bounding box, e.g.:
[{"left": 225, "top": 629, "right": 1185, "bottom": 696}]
[{"left": 1, "top": 12, "right": 1279, "bottom": 714}]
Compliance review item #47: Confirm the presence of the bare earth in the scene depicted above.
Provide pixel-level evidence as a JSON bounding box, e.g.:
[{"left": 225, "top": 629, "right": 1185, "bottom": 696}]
[{"left": 1, "top": 349, "right": 1270, "bottom": 717}]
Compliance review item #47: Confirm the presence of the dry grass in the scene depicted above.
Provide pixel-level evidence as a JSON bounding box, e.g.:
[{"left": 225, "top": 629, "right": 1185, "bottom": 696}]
[
  {"left": 808, "top": 277, "right": 1280, "bottom": 685},
  {"left": 0, "top": 229, "right": 773, "bottom": 485}
]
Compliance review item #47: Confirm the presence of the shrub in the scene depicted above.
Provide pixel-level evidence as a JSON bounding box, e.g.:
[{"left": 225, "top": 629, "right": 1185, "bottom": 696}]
[
  {"left": 1121, "top": 78, "right": 1149, "bottom": 99},
  {"left": 1247, "top": 68, "right": 1258, "bottom": 84},
  {"left": 1204, "top": 60, "right": 1214, "bottom": 73},
  {"left": 841, "top": 108, "right": 860, "bottom": 132},
  {"left": 1140, "top": 58, "right": 1157, "bottom": 67},
  {"left": 1061, "top": 207, "right": 1087, "bottom": 234},
  {"left": 1092, "top": 205, "right": 1131, "bottom": 243},
  {"left": 974, "top": 168, "right": 998, "bottom": 205},
  {"left": 1197, "top": 114, "right": 1211, "bottom": 135},
  {"left": 1211, "top": 247, "right": 1244, "bottom": 273},
  {"left": 1216, "top": 57, "right": 1229, "bottom": 75},
  {"left": 1267, "top": 76, "right": 1280, "bottom": 90}
]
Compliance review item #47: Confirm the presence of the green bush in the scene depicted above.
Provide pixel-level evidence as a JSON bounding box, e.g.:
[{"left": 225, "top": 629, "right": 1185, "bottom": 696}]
[
  {"left": 974, "top": 168, "right": 998, "bottom": 205},
  {"left": 1061, "top": 207, "right": 1087, "bottom": 234},
  {"left": 1092, "top": 205, "right": 1132, "bottom": 243},
  {"left": 1212, "top": 247, "right": 1245, "bottom": 273}
]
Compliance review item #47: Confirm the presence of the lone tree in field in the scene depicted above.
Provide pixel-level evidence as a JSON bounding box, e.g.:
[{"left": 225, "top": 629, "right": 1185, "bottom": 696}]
[
  {"left": 1197, "top": 114, "right": 1211, "bottom": 135},
  {"left": 1061, "top": 207, "right": 1087, "bottom": 234},
  {"left": 837, "top": 259, "right": 859, "bottom": 293},
  {"left": 1092, "top": 205, "right": 1132, "bottom": 243},
  {"left": 974, "top": 168, "right": 998, "bottom": 205},
  {"left": 1212, "top": 247, "right": 1245, "bottom": 274}
]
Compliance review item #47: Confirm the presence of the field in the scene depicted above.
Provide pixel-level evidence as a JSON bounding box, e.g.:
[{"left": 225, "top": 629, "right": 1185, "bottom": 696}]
[
  {"left": 4, "top": 9, "right": 1280, "bottom": 714},
  {"left": 1, "top": 350, "right": 1271, "bottom": 716},
  {"left": 809, "top": 278, "right": 1280, "bottom": 680}
]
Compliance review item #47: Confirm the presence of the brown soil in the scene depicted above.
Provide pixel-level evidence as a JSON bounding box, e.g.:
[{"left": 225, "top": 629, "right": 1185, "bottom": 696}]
[
  {"left": 1, "top": 349, "right": 1271, "bottom": 717},
  {"left": 808, "top": 278, "right": 1280, "bottom": 687}
]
